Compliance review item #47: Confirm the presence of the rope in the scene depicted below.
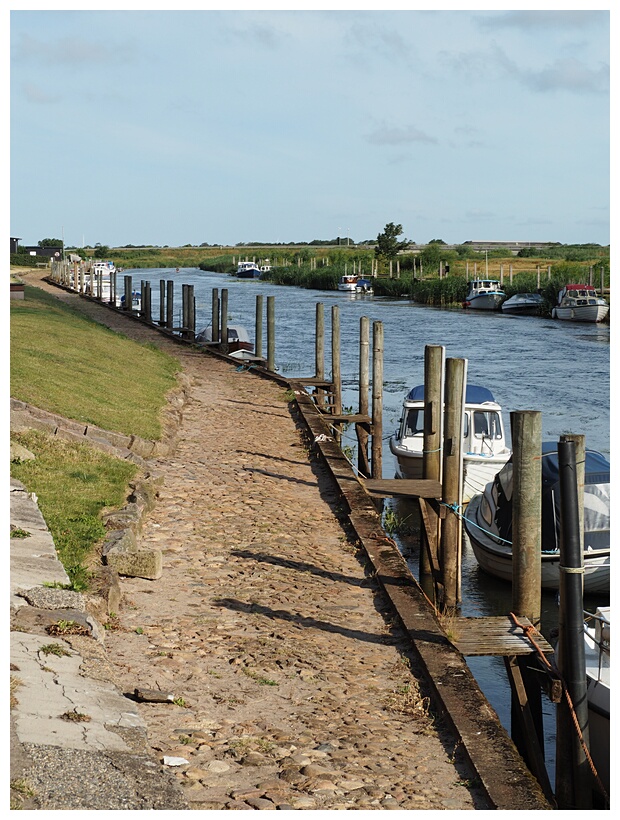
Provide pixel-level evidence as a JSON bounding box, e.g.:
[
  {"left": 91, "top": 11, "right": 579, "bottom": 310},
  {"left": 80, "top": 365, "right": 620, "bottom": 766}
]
[
  {"left": 509, "top": 612, "right": 609, "bottom": 806},
  {"left": 441, "top": 501, "right": 514, "bottom": 545}
]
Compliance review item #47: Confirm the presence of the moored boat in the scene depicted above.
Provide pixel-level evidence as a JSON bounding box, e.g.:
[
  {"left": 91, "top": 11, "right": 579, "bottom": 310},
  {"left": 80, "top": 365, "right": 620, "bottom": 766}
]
[
  {"left": 337, "top": 275, "right": 373, "bottom": 294},
  {"left": 551, "top": 284, "right": 609, "bottom": 323},
  {"left": 462, "top": 443, "right": 610, "bottom": 592},
  {"left": 389, "top": 384, "right": 511, "bottom": 504},
  {"left": 236, "top": 261, "right": 262, "bottom": 278},
  {"left": 462, "top": 280, "right": 506, "bottom": 310},
  {"left": 501, "top": 292, "right": 545, "bottom": 316},
  {"left": 196, "top": 324, "right": 253, "bottom": 354}
]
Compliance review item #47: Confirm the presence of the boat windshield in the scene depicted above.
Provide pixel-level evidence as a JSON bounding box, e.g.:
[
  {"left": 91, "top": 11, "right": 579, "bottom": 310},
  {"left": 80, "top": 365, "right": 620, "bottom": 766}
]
[
  {"left": 402, "top": 409, "right": 424, "bottom": 437},
  {"left": 473, "top": 410, "right": 502, "bottom": 439}
]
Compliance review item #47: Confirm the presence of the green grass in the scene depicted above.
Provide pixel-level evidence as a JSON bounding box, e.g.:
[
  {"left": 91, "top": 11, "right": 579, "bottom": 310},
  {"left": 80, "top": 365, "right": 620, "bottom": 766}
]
[
  {"left": 11, "top": 430, "right": 138, "bottom": 589},
  {"left": 11, "top": 286, "right": 180, "bottom": 440}
]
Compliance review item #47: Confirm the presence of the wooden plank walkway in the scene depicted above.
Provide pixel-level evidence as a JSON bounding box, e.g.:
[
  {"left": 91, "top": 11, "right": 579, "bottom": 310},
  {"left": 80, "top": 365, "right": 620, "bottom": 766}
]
[
  {"left": 363, "top": 478, "right": 442, "bottom": 499},
  {"left": 452, "top": 616, "right": 554, "bottom": 657}
]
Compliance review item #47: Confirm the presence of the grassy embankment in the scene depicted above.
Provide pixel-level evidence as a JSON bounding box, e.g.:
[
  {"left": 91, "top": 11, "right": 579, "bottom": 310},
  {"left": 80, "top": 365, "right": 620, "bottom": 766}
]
[{"left": 10, "top": 284, "right": 180, "bottom": 589}]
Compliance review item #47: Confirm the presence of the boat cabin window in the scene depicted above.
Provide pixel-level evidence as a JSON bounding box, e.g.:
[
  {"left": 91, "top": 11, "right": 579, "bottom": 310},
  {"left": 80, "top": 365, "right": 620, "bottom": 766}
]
[
  {"left": 473, "top": 410, "right": 502, "bottom": 439},
  {"left": 402, "top": 408, "right": 424, "bottom": 437}
]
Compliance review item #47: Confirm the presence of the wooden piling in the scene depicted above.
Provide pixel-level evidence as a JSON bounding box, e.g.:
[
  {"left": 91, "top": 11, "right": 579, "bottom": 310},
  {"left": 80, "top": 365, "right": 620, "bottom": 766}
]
[
  {"left": 357, "top": 316, "right": 370, "bottom": 477},
  {"left": 510, "top": 410, "right": 542, "bottom": 627},
  {"left": 315, "top": 303, "right": 325, "bottom": 409},
  {"left": 159, "top": 280, "right": 166, "bottom": 325},
  {"left": 331, "top": 305, "right": 342, "bottom": 416},
  {"left": 187, "top": 284, "right": 195, "bottom": 341},
  {"left": 255, "top": 295, "right": 263, "bottom": 359},
  {"left": 220, "top": 288, "right": 229, "bottom": 353},
  {"left": 420, "top": 345, "right": 445, "bottom": 592},
  {"left": 110, "top": 272, "right": 116, "bottom": 306},
  {"left": 181, "top": 284, "right": 188, "bottom": 336},
  {"left": 166, "top": 280, "right": 174, "bottom": 330},
  {"left": 371, "top": 321, "right": 384, "bottom": 479},
  {"left": 144, "top": 281, "right": 152, "bottom": 323},
  {"left": 440, "top": 357, "right": 466, "bottom": 609},
  {"left": 267, "top": 295, "right": 275, "bottom": 372},
  {"left": 211, "top": 288, "right": 219, "bottom": 344},
  {"left": 123, "top": 275, "right": 132, "bottom": 312}
]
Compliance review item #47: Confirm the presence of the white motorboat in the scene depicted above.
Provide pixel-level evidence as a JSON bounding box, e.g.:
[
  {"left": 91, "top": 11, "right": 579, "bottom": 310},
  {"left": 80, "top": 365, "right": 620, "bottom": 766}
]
[
  {"left": 462, "top": 280, "right": 506, "bottom": 310},
  {"left": 337, "top": 275, "right": 374, "bottom": 294},
  {"left": 236, "top": 261, "right": 261, "bottom": 278},
  {"left": 196, "top": 324, "right": 253, "bottom": 354},
  {"left": 389, "top": 384, "right": 511, "bottom": 504},
  {"left": 584, "top": 606, "right": 610, "bottom": 798},
  {"left": 551, "top": 284, "right": 609, "bottom": 323},
  {"left": 462, "top": 444, "right": 610, "bottom": 592},
  {"left": 501, "top": 292, "right": 545, "bottom": 316}
]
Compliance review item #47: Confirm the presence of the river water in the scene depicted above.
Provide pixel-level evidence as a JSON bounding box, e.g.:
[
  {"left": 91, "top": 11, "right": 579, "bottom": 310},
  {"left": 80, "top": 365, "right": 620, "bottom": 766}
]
[{"left": 127, "top": 267, "right": 611, "bottom": 787}]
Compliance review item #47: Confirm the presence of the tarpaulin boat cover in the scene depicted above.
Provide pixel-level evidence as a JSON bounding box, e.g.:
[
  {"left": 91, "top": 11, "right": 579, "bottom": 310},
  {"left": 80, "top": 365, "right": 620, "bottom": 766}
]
[{"left": 493, "top": 442, "right": 610, "bottom": 553}]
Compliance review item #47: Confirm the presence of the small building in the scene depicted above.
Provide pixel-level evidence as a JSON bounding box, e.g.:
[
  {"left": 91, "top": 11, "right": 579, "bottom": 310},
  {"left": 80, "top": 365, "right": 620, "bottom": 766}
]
[
  {"left": 21, "top": 245, "right": 63, "bottom": 259},
  {"left": 10, "top": 237, "right": 22, "bottom": 254}
]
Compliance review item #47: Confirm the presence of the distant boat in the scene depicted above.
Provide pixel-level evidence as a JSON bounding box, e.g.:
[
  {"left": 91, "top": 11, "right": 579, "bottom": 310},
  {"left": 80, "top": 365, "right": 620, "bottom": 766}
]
[
  {"left": 236, "top": 261, "right": 261, "bottom": 278},
  {"left": 551, "top": 284, "right": 609, "bottom": 323},
  {"left": 501, "top": 292, "right": 545, "bottom": 316},
  {"left": 337, "top": 275, "right": 373, "bottom": 294},
  {"left": 463, "top": 280, "right": 506, "bottom": 310}
]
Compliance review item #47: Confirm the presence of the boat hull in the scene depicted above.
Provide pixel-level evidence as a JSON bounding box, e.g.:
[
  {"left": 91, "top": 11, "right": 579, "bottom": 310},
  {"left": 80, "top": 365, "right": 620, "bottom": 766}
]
[
  {"left": 463, "top": 495, "right": 610, "bottom": 592},
  {"left": 552, "top": 304, "right": 609, "bottom": 323},
  {"left": 501, "top": 294, "right": 544, "bottom": 316},
  {"left": 464, "top": 294, "right": 504, "bottom": 310}
]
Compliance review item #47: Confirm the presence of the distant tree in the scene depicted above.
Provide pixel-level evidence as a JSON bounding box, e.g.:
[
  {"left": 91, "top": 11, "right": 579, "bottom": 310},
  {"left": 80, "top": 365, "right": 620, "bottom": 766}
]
[
  {"left": 374, "top": 223, "right": 410, "bottom": 260},
  {"left": 419, "top": 243, "right": 444, "bottom": 268},
  {"left": 428, "top": 238, "right": 446, "bottom": 245},
  {"left": 38, "top": 238, "right": 63, "bottom": 248}
]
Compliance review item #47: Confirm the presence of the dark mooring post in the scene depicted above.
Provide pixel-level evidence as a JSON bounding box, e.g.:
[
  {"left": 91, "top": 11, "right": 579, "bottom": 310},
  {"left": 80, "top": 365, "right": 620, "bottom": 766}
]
[
  {"left": 555, "top": 439, "right": 592, "bottom": 810},
  {"left": 331, "top": 305, "right": 342, "bottom": 416},
  {"left": 211, "top": 288, "right": 219, "bottom": 344},
  {"left": 187, "top": 284, "right": 195, "bottom": 341},
  {"left": 371, "top": 321, "right": 384, "bottom": 479},
  {"left": 315, "top": 303, "right": 325, "bottom": 409},
  {"left": 159, "top": 280, "right": 166, "bottom": 326},
  {"left": 357, "top": 316, "right": 370, "bottom": 477},
  {"left": 440, "top": 357, "right": 466, "bottom": 610},
  {"left": 166, "top": 280, "right": 174, "bottom": 330},
  {"left": 420, "top": 344, "right": 445, "bottom": 594},
  {"left": 123, "top": 275, "right": 132, "bottom": 312},
  {"left": 144, "top": 281, "right": 152, "bottom": 323},
  {"left": 267, "top": 295, "right": 275, "bottom": 372},
  {"left": 220, "top": 288, "right": 229, "bottom": 353},
  {"left": 255, "top": 294, "right": 263, "bottom": 359},
  {"left": 510, "top": 410, "right": 542, "bottom": 626},
  {"left": 110, "top": 271, "right": 116, "bottom": 306}
]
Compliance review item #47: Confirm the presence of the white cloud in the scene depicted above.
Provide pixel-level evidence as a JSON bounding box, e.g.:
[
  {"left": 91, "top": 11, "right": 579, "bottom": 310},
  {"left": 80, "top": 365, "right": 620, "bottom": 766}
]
[{"left": 366, "top": 125, "right": 438, "bottom": 146}]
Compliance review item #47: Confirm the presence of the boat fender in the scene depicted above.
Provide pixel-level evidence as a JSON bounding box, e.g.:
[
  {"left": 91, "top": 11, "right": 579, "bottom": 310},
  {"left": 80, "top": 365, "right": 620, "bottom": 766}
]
[{"left": 462, "top": 301, "right": 470, "bottom": 309}]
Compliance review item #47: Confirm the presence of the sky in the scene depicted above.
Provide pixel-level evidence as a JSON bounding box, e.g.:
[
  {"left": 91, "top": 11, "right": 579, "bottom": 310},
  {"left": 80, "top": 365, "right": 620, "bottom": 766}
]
[{"left": 8, "top": 3, "right": 612, "bottom": 249}]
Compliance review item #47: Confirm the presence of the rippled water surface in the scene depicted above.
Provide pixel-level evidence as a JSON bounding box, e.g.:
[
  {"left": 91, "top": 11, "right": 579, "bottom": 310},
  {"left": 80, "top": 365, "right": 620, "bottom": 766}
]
[{"left": 129, "top": 267, "right": 611, "bottom": 785}]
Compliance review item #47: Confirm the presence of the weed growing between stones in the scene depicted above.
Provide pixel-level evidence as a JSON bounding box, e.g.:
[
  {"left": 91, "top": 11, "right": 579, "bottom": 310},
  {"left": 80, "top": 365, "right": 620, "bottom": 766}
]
[{"left": 39, "top": 643, "right": 72, "bottom": 657}]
